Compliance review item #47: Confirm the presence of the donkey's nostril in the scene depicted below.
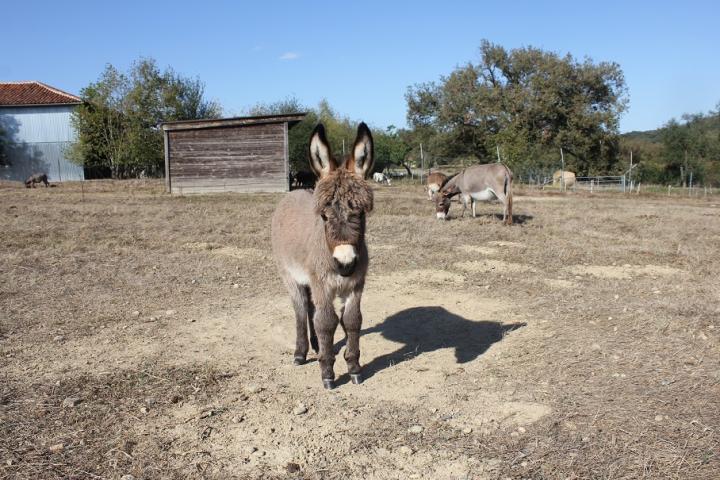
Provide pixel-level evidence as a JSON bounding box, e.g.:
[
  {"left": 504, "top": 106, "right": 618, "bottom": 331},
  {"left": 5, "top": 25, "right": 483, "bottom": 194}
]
[{"left": 334, "top": 257, "right": 357, "bottom": 277}]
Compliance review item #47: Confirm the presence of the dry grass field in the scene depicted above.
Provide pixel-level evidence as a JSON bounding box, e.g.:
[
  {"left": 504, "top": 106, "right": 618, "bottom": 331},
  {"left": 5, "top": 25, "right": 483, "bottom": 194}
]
[{"left": 1, "top": 180, "right": 719, "bottom": 479}]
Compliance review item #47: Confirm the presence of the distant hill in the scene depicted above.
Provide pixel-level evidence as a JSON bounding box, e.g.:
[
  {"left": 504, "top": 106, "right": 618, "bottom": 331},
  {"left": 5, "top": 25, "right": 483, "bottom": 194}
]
[
  {"left": 621, "top": 129, "right": 662, "bottom": 143},
  {"left": 621, "top": 114, "right": 720, "bottom": 145}
]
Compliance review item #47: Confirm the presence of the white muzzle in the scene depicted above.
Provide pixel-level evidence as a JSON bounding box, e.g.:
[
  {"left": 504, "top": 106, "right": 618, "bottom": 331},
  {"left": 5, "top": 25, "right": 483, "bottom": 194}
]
[
  {"left": 333, "top": 244, "right": 357, "bottom": 266},
  {"left": 436, "top": 212, "right": 446, "bottom": 220}
]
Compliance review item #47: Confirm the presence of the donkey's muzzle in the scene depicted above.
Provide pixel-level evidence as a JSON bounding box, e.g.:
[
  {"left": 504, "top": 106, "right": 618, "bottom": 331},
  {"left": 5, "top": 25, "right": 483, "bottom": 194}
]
[
  {"left": 332, "top": 244, "right": 357, "bottom": 276},
  {"left": 334, "top": 257, "right": 357, "bottom": 277}
]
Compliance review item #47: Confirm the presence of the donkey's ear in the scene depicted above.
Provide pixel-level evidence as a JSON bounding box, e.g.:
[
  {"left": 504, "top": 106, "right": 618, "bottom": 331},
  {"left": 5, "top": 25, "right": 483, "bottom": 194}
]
[
  {"left": 308, "top": 123, "right": 336, "bottom": 178},
  {"left": 347, "top": 122, "right": 374, "bottom": 179}
]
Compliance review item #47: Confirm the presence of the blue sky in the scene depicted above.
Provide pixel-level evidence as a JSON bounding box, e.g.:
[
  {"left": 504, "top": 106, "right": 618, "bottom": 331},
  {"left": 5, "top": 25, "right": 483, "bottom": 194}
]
[{"left": 2, "top": 0, "right": 718, "bottom": 132}]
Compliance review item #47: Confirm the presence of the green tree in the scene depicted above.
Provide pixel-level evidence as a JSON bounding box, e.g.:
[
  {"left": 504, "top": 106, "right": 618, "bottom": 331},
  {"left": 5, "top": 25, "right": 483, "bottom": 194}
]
[
  {"left": 374, "top": 125, "right": 412, "bottom": 174},
  {"left": 69, "top": 58, "right": 221, "bottom": 178},
  {"left": 249, "top": 97, "right": 412, "bottom": 176},
  {"left": 406, "top": 40, "right": 628, "bottom": 176}
]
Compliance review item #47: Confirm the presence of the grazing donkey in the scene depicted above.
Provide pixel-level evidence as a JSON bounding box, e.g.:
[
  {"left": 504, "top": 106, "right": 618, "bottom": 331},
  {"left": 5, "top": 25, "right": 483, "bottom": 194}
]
[
  {"left": 435, "top": 163, "right": 513, "bottom": 225},
  {"left": 271, "top": 123, "right": 374, "bottom": 389},
  {"left": 426, "top": 171, "right": 448, "bottom": 199},
  {"left": 25, "top": 173, "right": 49, "bottom": 188}
]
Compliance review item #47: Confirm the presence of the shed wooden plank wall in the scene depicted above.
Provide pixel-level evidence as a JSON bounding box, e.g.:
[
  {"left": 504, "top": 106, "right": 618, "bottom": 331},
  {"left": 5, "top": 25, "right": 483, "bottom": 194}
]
[{"left": 167, "top": 122, "right": 288, "bottom": 194}]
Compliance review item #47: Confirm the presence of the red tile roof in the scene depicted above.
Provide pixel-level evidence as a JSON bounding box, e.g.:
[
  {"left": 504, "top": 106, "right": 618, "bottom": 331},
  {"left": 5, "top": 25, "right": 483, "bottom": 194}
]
[{"left": 0, "top": 81, "right": 81, "bottom": 106}]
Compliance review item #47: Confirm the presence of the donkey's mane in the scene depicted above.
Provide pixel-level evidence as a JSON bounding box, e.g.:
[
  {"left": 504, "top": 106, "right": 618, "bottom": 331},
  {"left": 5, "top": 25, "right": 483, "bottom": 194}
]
[{"left": 314, "top": 168, "right": 374, "bottom": 214}]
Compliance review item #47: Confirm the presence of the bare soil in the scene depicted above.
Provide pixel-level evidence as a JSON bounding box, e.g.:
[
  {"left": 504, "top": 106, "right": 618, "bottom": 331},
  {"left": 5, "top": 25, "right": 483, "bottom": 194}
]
[{"left": 1, "top": 180, "right": 719, "bottom": 479}]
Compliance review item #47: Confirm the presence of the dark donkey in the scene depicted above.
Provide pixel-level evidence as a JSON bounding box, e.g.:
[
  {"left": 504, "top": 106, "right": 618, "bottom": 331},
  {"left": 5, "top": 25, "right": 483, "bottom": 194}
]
[
  {"left": 25, "top": 173, "right": 49, "bottom": 188},
  {"left": 271, "top": 123, "right": 374, "bottom": 389}
]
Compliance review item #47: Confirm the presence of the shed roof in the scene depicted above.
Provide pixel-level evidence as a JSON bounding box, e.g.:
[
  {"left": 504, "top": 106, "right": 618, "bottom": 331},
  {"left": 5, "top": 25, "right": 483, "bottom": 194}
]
[
  {"left": 161, "top": 113, "right": 307, "bottom": 131},
  {"left": 0, "top": 81, "right": 82, "bottom": 106}
]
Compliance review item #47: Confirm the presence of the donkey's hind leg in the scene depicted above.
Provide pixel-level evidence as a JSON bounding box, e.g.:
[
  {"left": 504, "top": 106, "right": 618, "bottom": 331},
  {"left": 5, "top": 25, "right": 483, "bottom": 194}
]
[
  {"left": 286, "top": 279, "right": 312, "bottom": 365},
  {"left": 307, "top": 290, "right": 318, "bottom": 353}
]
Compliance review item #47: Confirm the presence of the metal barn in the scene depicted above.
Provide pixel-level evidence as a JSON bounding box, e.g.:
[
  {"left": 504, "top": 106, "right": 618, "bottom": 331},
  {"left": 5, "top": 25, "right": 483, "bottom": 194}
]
[
  {"left": 0, "top": 81, "right": 84, "bottom": 182},
  {"left": 162, "top": 113, "right": 306, "bottom": 194}
]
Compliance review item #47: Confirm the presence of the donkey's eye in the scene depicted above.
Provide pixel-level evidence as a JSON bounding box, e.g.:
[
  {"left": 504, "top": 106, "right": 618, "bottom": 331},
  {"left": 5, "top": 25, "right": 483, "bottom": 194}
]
[{"left": 320, "top": 212, "right": 328, "bottom": 221}]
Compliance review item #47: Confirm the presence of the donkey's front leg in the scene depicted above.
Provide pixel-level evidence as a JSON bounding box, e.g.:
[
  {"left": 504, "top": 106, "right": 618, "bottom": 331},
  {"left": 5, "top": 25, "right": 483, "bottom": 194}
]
[
  {"left": 313, "top": 301, "right": 340, "bottom": 389},
  {"left": 341, "top": 290, "right": 364, "bottom": 384}
]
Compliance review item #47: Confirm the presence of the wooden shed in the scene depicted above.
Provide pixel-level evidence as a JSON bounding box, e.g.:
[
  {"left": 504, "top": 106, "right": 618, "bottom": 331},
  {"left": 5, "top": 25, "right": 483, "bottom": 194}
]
[{"left": 161, "top": 113, "right": 305, "bottom": 194}]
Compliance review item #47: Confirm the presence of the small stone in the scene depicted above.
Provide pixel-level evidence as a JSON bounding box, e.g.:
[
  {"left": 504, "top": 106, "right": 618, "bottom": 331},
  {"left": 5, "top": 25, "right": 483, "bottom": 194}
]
[
  {"left": 591, "top": 343, "right": 601, "bottom": 350},
  {"left": 165, "top": 310, "right": 176, "bottom": 316},
  {"left": 140, "top": 406, "right": 149, "bottom": 414},
  {"left": 62, "top": 397, "right": 82, "bottom": 408},
  {"left": 286, "top": 462, "right": 301, "bottom": 473},
  {"left": 251, "top": 449, "right": 265, "bottom": 457},
  {"left": 521, "top": 461, "right": 528, "bottom": 467},
  {"left": 231, "top": 415, "right": 244, "bottom": 423},
  {"left": 613, "top": 294, "right": 619, "bottom": 300},
  {"left": 408, "top": 425, "right": 423, "bottom": 434},
  {"left": 462, "top": 427, "right": 473, "bottom": 434},
  {"left": 655, "top": 415, "right": 664, "bottom": 422},
  {"left": 120, "top": 476, "right": 135, "bottom": 480},
  {"left": 53, "top": 335, "right": 64, "bottom": 342},
  {"left": 148, "top": 316, "right": 157, "bottom": 322},
  {"left": 510, "top": 431, "right": 520, "bottom": 438},
  {"left": 247, "top": 385, "right": 263, "bottom": 394},
  {"left": 430, "top": 407, "right": 438, "bottom": 413},
  {"left": 48, "top": 443, "right": 64, "bottom": 453},
  {"left": 484, "top": 285, "right": 491, "bottom": 290},
  {"left": 292, "top": 403, "right": 308, "bottom": 415},
  {"left": 607, "top": 316, "right": 613, "bottom": 321},
  {"left": 397, "top": 445, "right": 414, "bottom": 455},
  {"left": 131, "top": 311, "right": 140, "bottom": 317},
  {"left": 232, "top": 284, "right": 240, "bottom": 289},
  {"left": 191, "top": 279, "right": 198, "bottom": 285},
  {"left": 517, "top": 426, "right": 526, "bottom": 434}
]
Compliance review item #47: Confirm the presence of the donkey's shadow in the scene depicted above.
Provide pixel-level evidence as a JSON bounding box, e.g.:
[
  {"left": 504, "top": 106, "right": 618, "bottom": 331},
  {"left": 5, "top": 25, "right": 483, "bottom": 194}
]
[{"left": 335, "top": 306, "right": 525, "bottom": 385}]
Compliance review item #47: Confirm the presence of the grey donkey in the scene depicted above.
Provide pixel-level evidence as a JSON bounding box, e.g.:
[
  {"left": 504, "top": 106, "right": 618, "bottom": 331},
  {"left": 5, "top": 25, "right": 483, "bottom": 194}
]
[{"left": 271, "top": 123, "right": 375, "bottom": 389}]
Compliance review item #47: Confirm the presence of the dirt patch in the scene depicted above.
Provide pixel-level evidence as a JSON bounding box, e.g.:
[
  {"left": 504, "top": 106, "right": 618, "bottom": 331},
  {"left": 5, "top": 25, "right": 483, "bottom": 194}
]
[
  {"left": 456, "top": 245, "right": 499, "bottom": 256},
  {"left": 486, "top": 240, "right": 525, "bottom": 248},
  {"left": 371, "top": 244, "right": 400, "bottom": 251},
  {"left": 185, "top": 242, "right": 266, "bottom": 260},
  {"left": 373, "top": 269, "right": 465, "bottom": 285},
  {"left": 455, "top": 259, "right": 535, "bottom": 274},
  {"left": 569, "top": 264, "right": 683, "bottom": 280},
  {"left": 543, "top": 278, "right": 577, "bottom": 289}
]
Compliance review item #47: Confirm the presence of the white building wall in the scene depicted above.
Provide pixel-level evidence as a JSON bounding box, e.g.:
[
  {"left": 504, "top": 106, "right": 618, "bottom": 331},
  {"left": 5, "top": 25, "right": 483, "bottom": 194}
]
[{"left": 0, "top": 105, "right": 84, "bottom": 182}]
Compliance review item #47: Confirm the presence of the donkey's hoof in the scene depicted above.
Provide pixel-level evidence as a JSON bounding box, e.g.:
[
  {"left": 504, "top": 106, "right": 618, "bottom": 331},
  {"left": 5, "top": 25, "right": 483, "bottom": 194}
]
[
  {"left": 350, "top": 373, "right": 363, "bottom": 385},
  {"left": 293, "top": 356, "right": 306, "bottom": 366},
  {"left": 322, "top": 379, "right": 336, "bottom": 390}
]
